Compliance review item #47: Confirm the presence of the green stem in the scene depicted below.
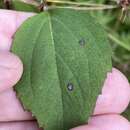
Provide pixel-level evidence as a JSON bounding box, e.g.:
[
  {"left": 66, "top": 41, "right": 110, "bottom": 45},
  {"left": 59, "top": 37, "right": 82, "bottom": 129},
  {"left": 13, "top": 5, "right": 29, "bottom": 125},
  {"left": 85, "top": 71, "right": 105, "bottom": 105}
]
[
  {"left": 47, "top": 0, "right": 116, "bottom": 7},
  {"left": 108, "top": 34, "right": 130, "bottom": 51},
  {"left": 48, "top": 5, "right": 117, "bottom": 10}
]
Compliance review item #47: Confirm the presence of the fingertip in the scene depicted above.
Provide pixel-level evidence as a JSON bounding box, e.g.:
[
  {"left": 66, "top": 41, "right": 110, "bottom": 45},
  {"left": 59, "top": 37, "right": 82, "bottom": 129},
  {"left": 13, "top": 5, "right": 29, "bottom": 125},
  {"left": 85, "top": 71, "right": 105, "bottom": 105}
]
[
  {"left": 94, "top": 68, "right": 130, "bottom": 115},
  {"left": 71, "top": 114, "right": 130, "bottom": 130},
  {"left": 0, "top": 51, "right": 23, "bottom": 92},
  {"left": 89, "top": 114, "right": 130, "bottom": 130}
]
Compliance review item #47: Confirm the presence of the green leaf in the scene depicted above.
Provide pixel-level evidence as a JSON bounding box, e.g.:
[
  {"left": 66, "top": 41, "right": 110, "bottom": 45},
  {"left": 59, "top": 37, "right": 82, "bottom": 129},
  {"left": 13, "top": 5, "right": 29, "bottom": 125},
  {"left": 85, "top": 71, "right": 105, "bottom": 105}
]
[{"left": 12, "top": 9, "right": 112, "bottom": 130}]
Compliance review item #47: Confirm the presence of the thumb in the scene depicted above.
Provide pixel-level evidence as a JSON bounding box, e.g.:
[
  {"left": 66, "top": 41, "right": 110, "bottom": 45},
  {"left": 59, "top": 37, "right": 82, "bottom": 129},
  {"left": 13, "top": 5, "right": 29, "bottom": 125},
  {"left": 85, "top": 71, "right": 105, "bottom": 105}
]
[{"left": 0, "top": 51, "right": 23, "bottom": 92}]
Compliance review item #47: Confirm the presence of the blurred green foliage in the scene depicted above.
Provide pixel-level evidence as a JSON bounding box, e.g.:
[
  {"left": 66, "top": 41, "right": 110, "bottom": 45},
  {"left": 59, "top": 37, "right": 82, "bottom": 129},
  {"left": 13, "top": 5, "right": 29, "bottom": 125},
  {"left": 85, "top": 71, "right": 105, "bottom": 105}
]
[
  {"left": 11, "top": 1, "right": 39, "bottom": 12},
  {"left": 0, "top": 0, "right": 39, "bottom": 12}
]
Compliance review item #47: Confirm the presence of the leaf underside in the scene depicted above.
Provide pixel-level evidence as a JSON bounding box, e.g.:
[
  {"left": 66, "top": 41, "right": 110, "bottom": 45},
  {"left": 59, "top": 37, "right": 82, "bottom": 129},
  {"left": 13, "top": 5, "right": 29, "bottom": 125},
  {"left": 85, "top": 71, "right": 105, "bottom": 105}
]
[{"left": 12, "top": 9, "right": 112, "bottom": 130}]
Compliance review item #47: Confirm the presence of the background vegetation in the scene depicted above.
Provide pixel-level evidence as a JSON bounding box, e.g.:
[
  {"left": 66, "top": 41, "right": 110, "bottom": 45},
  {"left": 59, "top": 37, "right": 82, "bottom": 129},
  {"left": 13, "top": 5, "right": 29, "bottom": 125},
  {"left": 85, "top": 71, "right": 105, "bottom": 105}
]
[{"left": 91, "top": 0, "right": 130, "bottom": 82}]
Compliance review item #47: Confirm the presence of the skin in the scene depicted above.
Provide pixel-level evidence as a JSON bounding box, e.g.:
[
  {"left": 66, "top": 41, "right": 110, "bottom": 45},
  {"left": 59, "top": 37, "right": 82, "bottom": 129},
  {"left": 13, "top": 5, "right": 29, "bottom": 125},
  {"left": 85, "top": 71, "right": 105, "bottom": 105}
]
[{"left": 0, "top": 9, "right": 130, "bottom": 130}]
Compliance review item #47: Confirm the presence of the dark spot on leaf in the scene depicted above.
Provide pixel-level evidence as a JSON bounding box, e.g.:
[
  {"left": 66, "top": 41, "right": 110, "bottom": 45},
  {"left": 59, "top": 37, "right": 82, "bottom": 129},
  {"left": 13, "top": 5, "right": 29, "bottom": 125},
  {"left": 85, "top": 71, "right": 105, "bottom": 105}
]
[
  {"left": 67, "top": 83, "right": 74, "bottom": 91},
  {"left": 79, "top": 38, "right": 86, "bottom": 46}
]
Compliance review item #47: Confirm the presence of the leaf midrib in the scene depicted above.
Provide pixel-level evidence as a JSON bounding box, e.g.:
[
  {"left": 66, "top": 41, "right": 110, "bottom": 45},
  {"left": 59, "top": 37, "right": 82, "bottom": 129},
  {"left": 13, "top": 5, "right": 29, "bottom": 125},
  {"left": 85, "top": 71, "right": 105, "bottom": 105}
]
[{"left": 47, "top": 13, "right": 64, "bottom": 129}]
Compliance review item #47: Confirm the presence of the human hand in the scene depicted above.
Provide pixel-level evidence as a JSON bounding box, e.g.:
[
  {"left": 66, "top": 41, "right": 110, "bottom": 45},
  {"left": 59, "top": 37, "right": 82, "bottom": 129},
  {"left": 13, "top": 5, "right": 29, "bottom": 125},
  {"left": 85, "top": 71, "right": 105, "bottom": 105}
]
[{"left": 0, "top": 9, "right": 130, "bottom": 130}]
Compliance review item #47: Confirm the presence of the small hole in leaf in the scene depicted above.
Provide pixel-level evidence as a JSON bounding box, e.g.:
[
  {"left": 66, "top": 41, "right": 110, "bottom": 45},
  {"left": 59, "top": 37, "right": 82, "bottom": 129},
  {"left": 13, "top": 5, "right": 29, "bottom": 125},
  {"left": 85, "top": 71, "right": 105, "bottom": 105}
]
[
  {"left": 79, "top": 38, "right": 86, "bottom": 46},
  {"left": 67, "top": 83, "right": 74, "bottom": 91}
]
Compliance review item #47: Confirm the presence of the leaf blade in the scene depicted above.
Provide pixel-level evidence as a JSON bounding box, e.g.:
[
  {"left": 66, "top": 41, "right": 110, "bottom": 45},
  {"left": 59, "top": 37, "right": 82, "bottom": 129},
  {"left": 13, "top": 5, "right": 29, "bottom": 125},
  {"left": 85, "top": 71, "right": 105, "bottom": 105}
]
[{"left": 12, "top": 9, "right": 112, "bottom": 130}]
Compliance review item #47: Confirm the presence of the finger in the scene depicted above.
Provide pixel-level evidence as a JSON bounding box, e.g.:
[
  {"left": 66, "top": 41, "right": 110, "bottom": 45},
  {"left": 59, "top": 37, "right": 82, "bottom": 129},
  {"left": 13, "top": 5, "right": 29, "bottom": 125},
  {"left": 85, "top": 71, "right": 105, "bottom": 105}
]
[
  {"left": 71, "top": 115, "right": 130, "bottom": 130},
  {"left": 94, "top": 68, "right": 130, "bottom": 115},
  {"left": 0, "top": 51, "right": 23, "bottom": 92},
  {"left": 0, "top": 121, "right": 41, "bottom": 130},
  {"left": 89, "top": 114, "right": 130, "bottom": 130},
  {"left": 0, "top": 9, "right": 35, "bottom": 51},
  {"left": 0, "top": 88, "right": 33, "bottom": 121}
]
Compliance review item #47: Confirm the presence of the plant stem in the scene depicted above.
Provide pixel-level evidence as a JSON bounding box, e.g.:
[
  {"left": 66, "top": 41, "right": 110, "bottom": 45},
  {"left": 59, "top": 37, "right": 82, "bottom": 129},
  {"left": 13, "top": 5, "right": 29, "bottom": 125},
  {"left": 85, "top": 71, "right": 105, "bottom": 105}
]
[
  {"left": 48, "top": 5, "right": 117, "bottom": 10},
  {"left": 108, "top": 34, "right": 130, "bottom": 51},
  {"left": 47, "top": 0, "right": 115, "bottom": 7}
]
